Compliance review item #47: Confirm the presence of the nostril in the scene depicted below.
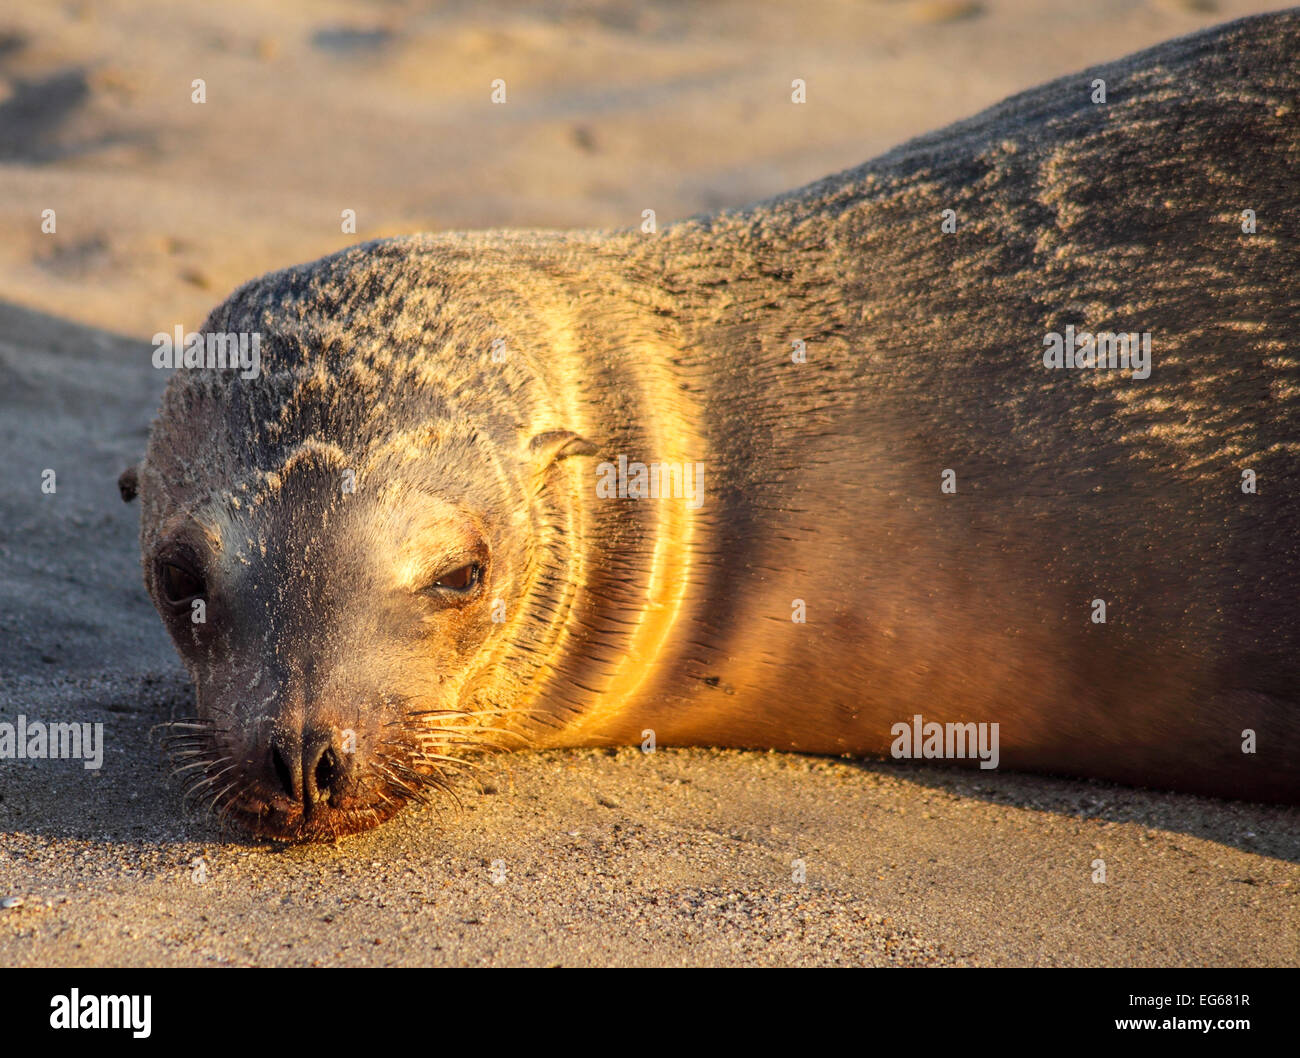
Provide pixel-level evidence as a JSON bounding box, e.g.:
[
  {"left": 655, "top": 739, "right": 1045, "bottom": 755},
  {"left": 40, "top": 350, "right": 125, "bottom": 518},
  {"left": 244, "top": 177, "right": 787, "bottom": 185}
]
[
  {"left": 271, "top": 743, "right": 294, "bottom": 798},
  {"left": 315, "top": 747, "right": 339, "bottom": 796}
]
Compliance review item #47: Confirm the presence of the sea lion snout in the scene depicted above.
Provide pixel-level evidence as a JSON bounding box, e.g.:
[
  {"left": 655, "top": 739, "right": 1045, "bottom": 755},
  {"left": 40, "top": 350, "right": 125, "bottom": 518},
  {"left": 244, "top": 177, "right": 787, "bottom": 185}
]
[
  {"left": 267, "top": 723, "right": 355, "bottom": 817},
  {"left": 194, "top": 681, "right": 386, "bottom": 839}
]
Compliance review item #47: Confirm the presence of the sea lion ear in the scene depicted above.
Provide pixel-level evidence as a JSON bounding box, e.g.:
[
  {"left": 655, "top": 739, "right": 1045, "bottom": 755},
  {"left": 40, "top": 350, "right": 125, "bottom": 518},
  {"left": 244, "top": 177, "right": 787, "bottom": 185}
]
[
  {"left": 529, "top": 430, "right": 598, "bottom": 468},
  {"left": 118, "top": 464, "right": 140, "bottom": 502}
]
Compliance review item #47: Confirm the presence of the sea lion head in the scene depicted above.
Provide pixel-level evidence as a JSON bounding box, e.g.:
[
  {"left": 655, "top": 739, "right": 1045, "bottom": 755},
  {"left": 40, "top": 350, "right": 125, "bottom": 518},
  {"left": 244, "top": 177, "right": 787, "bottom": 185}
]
[{"left": 129, "top": 239, "right": 598, "bottom": 840}]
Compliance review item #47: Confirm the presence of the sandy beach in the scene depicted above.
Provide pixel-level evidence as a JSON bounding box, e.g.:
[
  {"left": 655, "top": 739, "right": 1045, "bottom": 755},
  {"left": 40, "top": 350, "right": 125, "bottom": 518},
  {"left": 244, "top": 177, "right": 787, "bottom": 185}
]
[{"left": 0, "top": 0, "right": 1296, "bottom": 967}]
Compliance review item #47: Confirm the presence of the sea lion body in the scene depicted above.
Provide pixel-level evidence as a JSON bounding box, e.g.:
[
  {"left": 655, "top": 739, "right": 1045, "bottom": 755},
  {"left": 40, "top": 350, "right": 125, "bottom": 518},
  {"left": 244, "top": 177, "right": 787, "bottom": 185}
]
[{"left": 133, "top": 12, "right": 1300, "bottom": 837}]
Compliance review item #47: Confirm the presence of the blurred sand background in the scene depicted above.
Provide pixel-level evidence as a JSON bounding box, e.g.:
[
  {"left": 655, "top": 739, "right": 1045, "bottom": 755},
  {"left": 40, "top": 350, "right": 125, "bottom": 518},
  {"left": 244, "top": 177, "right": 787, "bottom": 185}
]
[{"left": 0, "top": 0, "right": 1296, "bottom": 966}]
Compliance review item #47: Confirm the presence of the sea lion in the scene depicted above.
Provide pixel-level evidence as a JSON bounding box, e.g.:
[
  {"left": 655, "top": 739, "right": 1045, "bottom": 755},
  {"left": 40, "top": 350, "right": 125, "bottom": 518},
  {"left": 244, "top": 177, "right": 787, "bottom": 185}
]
[{"left": 126, "top": 11, "right": 1299, "bottom": 839}]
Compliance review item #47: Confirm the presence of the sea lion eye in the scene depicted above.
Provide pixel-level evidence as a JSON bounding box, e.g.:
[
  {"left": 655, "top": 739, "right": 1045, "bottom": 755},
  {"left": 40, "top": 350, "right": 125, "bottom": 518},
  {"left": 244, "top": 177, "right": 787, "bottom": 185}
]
[
  {"left": 432, "top": 562, "right": 481, "bottom": 592},
  {"left": 159, "top": 561, "right": 204, "bottom": 604}
]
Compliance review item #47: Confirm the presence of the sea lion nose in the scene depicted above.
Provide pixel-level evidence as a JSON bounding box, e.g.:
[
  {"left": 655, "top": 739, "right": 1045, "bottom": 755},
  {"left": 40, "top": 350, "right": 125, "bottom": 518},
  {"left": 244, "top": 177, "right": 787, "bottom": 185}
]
[{"left": 269, "top": 727, "right": 351, "bottom": 814}]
